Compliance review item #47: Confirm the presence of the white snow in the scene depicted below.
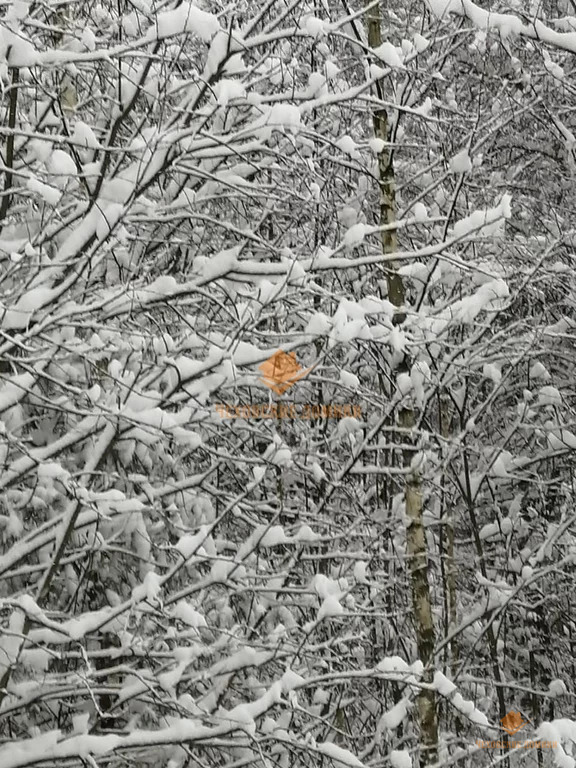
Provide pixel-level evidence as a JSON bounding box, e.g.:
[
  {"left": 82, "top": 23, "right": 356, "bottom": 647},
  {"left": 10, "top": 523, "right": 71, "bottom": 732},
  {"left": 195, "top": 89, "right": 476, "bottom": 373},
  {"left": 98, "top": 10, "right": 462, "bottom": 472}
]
[
  {"left": 27, "top": 177, "right": 61, "bottom": 205},
  {"left": 28, "top": 139, "right": 53, "bottom": 163},
  {"left": 305, "top": 16, "right": 328, "bottom": 37},
  {"left": 72, "top": 120, "right": 100, "bottom": 148},
  {"left": 396, "top": 372, "right": 413, "bottom": 397},
  {"left": 344, "top": 223, "right": 366, "bottom": 248},
  {"left": 2, "top": 28, "right": 38, "bottom": 66},
  {"left": 155, "top": 2, "right": 220, "bottom": 41},
  {"left": 410, "top": 361, "right": 430, "bottom": 404},
  {"left": 372, "top": 41, "right": 405, "bottom": 68},
  {"left": 175, "top": 528, "right": 209, "bottom": 559},
  {"left": 433, "top": 671, "right": 457, "bottom": 696},
  {"left": 18, "top": 594, "right": 46, "bottom": 619},
  {"left": 173, "top": 600, "right": 207, "bottom": 628},
  {"left": 318, "top": 595, "right": 344, "bottom": 619},
  {"left": 413, "top": 97, "right": 433, "bottom": 117},
  {"left": 469, "top": 709, "right": 489, "bottom": 726},
  {"left": 307, "top": 72, "right": 326, "bottom": 100},
  {"left": 390, "top": 750, "right": 412, "bottom": 768},
  {"left": 450, "top": 279, "right": 510, "bottom": 324},
  {"left": 312, "top": 574, "right": 342, "bottom": 599},
  {"left": 413, "top": 33, "right": 430, "bottom": 52},
  {"left": 131, "top": 570, "right": 162, "bottom": 602},
  {"left": 336, "top": 135, "right": 361, "bottom": 160},
  {"left": 109, "top": 498, "right": 145, "bottom": 513},
  {"left": 214, "top": 79, "right": 246, "bottom": 106},
  {"left": 482, "top": 363, "right": 502, "bottom": 384},
  {"left": 412, "top": 202, "right": 428, "bottom": 221},
  {"left": 158, "top": 661, "right": 187, "bottom": 692},
  {"left": 521, "top": 565, "right": 534, "bottom": 581},
  {"left": 529, "top": 361, "right": 550, "bottom": 380},
  {"left": 100, "top": 176, "right": 134, "bottom": 203},
  {"left": 359, "top": 295, "right": 395, "bottom": 317},
  {"left": 452, "top": 692, "right": 475, "bottom": 715},
  {"left": 538, "top": 386, "right": 562, "bottom": 406},
  {"left": 380, "top": 699, "right": 409, "bottom": 730},
  {"left": 259, "top": 525, "right": 289, "bottom": 547},
  {"left": 71, "top": 712, "right": 90, "bottom": 735},
  {"left": 0, "top": 373, "right": 35, "bottom": 412},
  {"left": 353, "top": 561, "right": 368, "bottom": 583},
  {"left": 310, "top": 462, "right": 327, "bottom": 483},
  {"left": 490, "top": 450, "right": 512, "bottom": 478},
  {"left": 47, "top": 149, "right": 77, "bottom": 187},
  {"left": 316, "top": 742, "right": 365, "bottom": 767},
  {"left": 201, "top": 246, "right": 239, "bottom": 280},
  {"left": 500, "top": 193, "right": 512, "bottom": 218},
  {"left": 37, "top": 462, "right": 70, "bottom": 482},
  {"left": 548, "top": 679, "right": 568, "bottom": 697},
  {"left": 1, "top": 287, "right": 55, "bottom": 330},
  {"left": 145, "top": 275, "right": 179, "bottom": 296},
  {"left": 265, "top": 442, "right": 290, "bottom": 466},
  {"left": 426, "top": 0, "right": 458, "bottom": 18},
  {"left": 377, "top": 656, "right": 411, "bottom": 674},
  {"left": 537, "top": 717, "right": 576, "bottom": 744},
  {"left": 295, "top": 524, "right": 320, "bottom": 542},
  {"left": 20, "top": 647, "right": 54, "bottom": 672},
  {"left": 543, "top": 50, "right": 565, "bottom": 79},
  {"left": 81, "top": 27, "right": 96, "bottom": 51},
  {"left": 267, "top": 104, "right": 301, "bottom": 132},
  {"left": 325, "top": 60, "right": 340, "bottom": 79},
  {"left": 211, "top": 559, "right": 238, "bottom": 582},
  {"left": 281, "top": 668, "right": 305, "bottom": 692},
  {"left": 453, "top": 195, "right": 512, "bottom": 239},
  {"left": 388, "top": 326, "right": 407, "bottom": 353},
  {"left": 306, "top": 312, "right": 332, "bottom": 335},
  {"left": 339, "top": 370, "right": 360, "bottom": 389},
  {"left": 337, "top": 416, "right": 362, "bottom": 436},
  {"left": 252, "top": 466, "right": 266, "bottom": 482},
  {"left": 341, "top": 297, "right": 368, "bottom": 318},
  {"left": 6, "top": 0, "right": 29, "bottom": 21},
  {"left": 96, "top": 203, "right": 124, "bottom": 239},
  {"left": 450, "top": 149, "right": 472, "bottom": 173}
]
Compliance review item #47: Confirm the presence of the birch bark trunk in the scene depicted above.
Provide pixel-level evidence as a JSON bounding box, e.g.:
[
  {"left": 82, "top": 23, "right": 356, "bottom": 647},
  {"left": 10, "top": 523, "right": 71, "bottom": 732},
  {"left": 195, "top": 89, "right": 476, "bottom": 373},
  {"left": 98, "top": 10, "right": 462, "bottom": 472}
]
[{"left": 366, "top": 4, "right": 439, "bottom": 764}]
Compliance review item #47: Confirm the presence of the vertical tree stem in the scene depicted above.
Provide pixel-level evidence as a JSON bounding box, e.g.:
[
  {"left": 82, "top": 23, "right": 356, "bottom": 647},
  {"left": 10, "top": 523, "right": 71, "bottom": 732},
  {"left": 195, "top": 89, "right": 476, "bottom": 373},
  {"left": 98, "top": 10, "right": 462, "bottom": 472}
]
[
  {"left": 0, "top": 62, "right": 20, "bottom": 233},
  {"left": 365, "top": 7, "right": 404, "bottom": 310},
  {"left": 401, "top": 408, "right": 439, "bottom": 767}
]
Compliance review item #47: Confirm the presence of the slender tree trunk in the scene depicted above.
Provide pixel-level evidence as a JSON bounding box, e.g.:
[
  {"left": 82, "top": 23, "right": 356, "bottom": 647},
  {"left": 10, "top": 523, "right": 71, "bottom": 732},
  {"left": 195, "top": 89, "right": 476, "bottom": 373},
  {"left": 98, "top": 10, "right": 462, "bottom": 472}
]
[
  {"left": 439, "top": 393, "right": 460, "bottom": 738},
  {"left": 366, "top": 5, "right": 438, "bottom": 765},
  {"left": 440, "top": 394, "right": 458, "bottom": 670},
  {"left": 401, "top": 408, "right": 439, "bottom": 767},
  {"left": 365, "top": 7, "right": 404, "bottom": 311},
  {"left": 0, "top": 62, "right": 20, "bottom": 236}
]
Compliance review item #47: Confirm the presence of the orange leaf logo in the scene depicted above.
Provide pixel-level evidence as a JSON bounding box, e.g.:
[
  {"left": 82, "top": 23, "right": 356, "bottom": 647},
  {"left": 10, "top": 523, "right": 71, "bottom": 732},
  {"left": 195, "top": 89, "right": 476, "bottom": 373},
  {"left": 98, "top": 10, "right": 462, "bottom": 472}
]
[
  {"left": 259, "top": 350, "right": 312, "bottom": 395},
  {"left": 500, "top": 711, "right": 526, "bottom": 736}
]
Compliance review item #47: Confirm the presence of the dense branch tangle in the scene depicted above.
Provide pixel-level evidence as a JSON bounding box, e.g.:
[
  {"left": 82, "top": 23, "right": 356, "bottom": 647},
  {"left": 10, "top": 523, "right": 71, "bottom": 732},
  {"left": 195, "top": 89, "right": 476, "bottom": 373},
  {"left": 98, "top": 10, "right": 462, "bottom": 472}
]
[{"left": 1, "top": 1, "right": 576, "bottom": 768}]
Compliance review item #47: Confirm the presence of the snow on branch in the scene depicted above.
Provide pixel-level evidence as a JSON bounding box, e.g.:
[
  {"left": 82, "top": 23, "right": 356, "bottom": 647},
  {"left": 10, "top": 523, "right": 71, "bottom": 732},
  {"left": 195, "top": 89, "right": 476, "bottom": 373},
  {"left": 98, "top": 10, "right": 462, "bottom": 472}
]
[{"left": 427, "top": 0, "right": 576, "bottom": 54}]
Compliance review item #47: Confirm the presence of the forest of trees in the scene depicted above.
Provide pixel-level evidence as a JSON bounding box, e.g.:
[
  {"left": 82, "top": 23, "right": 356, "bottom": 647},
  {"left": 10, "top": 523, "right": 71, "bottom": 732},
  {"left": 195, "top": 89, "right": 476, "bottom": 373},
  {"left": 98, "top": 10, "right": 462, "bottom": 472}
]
[{"left": 1, "top": 0, "right": 576, "bottom": 766}]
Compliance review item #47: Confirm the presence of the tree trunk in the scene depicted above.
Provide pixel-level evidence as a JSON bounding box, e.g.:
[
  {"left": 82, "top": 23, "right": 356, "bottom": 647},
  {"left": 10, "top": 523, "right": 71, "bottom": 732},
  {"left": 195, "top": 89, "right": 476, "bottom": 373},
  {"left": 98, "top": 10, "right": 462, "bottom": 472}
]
[
  {"left": 366, "top": 5, "right": 439, "bottom": 764},
  {"left": 401, "top": 408, "right": 439, "bottom": 767}
]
